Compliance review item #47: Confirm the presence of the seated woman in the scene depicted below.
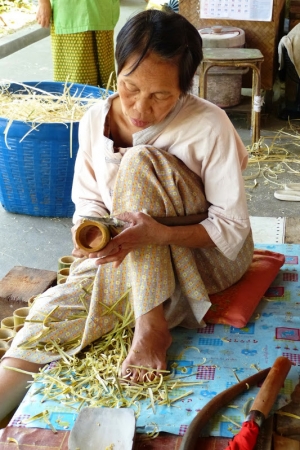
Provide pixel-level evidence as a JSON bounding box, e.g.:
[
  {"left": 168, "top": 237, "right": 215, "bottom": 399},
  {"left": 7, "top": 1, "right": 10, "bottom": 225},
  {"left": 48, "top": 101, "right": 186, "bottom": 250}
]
[{"left": 0, "top": 9, "right": 253, "bottom": 420}]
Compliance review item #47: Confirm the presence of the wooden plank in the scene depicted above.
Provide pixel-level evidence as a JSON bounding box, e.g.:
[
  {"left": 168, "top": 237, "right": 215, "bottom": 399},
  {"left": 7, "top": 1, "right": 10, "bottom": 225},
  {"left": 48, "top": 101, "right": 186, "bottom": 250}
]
[
  {"left": 0, "top": 427, "right": 231, "bottom": 450},
  {"left": 0, "top": 266, "right": 57, "bottom": 322},
  {"left": 0, "top": 427, "right": 69, "bottom": 449}
]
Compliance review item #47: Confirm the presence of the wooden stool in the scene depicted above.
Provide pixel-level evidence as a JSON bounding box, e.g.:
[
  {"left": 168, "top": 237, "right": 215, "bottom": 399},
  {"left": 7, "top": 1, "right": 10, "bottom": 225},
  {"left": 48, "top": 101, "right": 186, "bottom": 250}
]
[{"left": 199, "top": 48, "right": 264, "bottom": 145}]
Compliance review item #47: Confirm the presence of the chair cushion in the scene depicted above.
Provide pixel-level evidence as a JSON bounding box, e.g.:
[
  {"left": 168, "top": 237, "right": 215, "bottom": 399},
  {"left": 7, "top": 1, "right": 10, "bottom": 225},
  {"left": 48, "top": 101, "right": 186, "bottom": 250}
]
[{"left": 203, "top": 249, "right": 285, "bottom": 328}]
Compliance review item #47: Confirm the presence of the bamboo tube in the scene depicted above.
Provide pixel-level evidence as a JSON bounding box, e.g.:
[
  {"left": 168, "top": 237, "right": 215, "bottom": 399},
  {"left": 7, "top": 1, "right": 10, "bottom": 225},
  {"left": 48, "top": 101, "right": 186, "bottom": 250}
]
[
  {"left": 1, "top": 316, "right": 14, "bottom": 330},
  {"left": 58, "top": 255, "right": 76, "bottom": 270},
  {"left": 13, "top": 307, "right": 30, "bottom": 331},
  {"left": 75, "top": 220, "right": 111, "bottom": 252},
  {"left": 0, "top": 328, "right": 16, "bottom": 342},
  {"left": 57, "top": 267, "right": 70, "bottom": 282}
]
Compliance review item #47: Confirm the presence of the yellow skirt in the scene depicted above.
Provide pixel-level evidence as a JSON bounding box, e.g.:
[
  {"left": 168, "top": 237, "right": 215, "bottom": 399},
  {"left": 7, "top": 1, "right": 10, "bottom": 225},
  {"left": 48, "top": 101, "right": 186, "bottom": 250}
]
[{"left": 51, "top": 24, "right": 116, "bottom": 88}]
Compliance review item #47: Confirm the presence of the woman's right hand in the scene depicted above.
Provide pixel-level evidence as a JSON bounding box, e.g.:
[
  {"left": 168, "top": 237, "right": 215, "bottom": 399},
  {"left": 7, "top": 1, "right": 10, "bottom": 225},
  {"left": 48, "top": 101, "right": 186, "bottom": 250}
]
[{"left": 36, "top": 0, "right": 52, "bottom": 28}]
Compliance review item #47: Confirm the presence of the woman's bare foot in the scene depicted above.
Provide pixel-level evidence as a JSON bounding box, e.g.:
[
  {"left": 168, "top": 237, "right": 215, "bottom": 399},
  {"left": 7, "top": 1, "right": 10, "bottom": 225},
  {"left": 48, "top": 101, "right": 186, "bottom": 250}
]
[{"left": 121, "top": 304, "right": 172, "bottom": 382}]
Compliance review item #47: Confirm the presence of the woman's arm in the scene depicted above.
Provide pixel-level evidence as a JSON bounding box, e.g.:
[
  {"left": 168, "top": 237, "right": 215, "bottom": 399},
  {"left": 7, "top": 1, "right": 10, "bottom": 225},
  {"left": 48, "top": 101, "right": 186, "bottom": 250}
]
[
  {"left": 72, "top": 110, "right": 110, "bottom": 222},
  {"left": 71, "top": 108, "right": 110, "bottom": 256},
  {"left": 36, "top": 0, "right": 52, "bottom": 28},
  {"left": 157, "top": 97, "right": 251, "bottom": 261},
  {"left": 90, "top": 211, "right": 215, "bottom": 268}
]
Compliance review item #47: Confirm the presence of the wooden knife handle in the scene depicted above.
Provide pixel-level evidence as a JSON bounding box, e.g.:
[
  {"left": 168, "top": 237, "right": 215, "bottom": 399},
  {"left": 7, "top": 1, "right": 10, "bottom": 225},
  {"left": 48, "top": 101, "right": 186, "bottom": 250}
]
[{"left": 250, "top": 356, "right": 292, "bottom": 418}]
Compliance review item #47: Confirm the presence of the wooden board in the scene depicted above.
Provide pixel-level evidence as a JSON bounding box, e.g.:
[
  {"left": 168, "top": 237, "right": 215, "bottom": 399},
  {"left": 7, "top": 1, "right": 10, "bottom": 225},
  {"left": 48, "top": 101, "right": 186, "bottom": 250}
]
[
  {"left": 0, "top": 266, "right": 56, "bottom": 322},
  {"left": 0, "top": 427, "right": 231, "bottom": 450},
  {"left": 0, "top": 415, "right": 274, "bottom": 449}
]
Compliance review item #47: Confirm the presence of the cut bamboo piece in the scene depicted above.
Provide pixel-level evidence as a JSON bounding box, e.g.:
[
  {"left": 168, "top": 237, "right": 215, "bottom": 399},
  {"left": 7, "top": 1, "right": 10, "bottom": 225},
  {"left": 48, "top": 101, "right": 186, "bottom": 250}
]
[{"left": 75, "top": 220, "right": 111, "bottom": 252}]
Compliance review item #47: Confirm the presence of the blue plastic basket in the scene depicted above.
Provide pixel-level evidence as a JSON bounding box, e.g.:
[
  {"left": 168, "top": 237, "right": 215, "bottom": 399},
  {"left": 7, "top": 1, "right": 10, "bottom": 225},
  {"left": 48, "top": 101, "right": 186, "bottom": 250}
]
[{"left": 0, "top": 81, "right": 112, "bottom": 218}]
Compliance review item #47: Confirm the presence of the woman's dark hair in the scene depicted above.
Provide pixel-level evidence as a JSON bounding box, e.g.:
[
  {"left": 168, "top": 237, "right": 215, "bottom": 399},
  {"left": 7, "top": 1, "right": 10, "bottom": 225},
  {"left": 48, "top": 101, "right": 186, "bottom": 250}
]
[{"left": 115, "top": 9, "right": 203, "bottom": 95}]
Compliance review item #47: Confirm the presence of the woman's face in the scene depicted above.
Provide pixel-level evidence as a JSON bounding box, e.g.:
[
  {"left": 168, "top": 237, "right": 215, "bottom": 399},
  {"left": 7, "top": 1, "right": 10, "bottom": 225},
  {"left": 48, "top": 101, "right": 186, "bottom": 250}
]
[{"left": 117, "top": 52, "right": 181, "bottom": 132}]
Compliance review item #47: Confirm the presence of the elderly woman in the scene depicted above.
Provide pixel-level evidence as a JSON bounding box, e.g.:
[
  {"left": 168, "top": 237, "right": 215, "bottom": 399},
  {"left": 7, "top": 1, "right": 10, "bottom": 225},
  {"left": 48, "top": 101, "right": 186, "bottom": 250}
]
[{"left": 0, "top": 9, "right": 253, "bottom": 420}]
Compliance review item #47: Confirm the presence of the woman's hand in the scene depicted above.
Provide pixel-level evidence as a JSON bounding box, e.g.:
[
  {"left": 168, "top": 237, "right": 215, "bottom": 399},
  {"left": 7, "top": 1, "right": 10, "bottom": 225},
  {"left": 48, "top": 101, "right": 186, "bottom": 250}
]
[
  {"left": 36, "top": 0, "right": 52, "bottom": 28},
  {"left": 89, "top": 211, "right": 166, "bottom": 268}
]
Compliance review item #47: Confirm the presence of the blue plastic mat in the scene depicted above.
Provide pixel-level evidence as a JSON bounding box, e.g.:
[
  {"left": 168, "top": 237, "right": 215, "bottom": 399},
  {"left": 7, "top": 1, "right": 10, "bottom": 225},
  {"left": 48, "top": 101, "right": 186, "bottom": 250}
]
[{"left": 9, "top": 243, "right": 300, "bottom": 438}]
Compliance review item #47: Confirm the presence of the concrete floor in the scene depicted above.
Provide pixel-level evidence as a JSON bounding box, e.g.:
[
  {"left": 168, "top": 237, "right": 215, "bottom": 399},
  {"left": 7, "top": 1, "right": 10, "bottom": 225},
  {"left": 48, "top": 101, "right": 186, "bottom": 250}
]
[{"left": 0, "top": 0, "right": 299, "bottom": 280}]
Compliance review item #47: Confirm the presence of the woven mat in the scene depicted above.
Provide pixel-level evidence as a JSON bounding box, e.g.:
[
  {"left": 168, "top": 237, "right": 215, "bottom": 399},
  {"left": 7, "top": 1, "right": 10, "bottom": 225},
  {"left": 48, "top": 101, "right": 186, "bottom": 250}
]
[{"left": 7, "top": 243, "right": 300, "bottom": 438}]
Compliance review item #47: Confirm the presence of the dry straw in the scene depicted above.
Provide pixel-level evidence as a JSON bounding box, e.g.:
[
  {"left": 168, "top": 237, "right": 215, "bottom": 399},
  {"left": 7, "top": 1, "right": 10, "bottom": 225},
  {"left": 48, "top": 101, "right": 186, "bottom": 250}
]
[
  {"left": 244, "top": 120, "right": 300, "bottom": 195},
  {"left": 0, "top": 80, "right": 106, "bottom": 123},
  {"left": 0, "top": 80, "right": 111, "bottom": 156}
]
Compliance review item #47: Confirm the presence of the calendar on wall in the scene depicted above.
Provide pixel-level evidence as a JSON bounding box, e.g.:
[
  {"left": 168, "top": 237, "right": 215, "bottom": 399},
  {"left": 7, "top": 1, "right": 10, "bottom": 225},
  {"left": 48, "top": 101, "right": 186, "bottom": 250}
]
[{"left": 200, "top": 0, "right": 274, "bottom": 21}]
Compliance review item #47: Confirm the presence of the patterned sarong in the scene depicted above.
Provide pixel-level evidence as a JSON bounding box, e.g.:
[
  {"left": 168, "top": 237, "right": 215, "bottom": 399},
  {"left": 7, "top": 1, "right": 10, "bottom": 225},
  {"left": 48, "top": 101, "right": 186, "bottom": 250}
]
[{"left": 5, "top": 147, "right": 253, "bottom": 364}]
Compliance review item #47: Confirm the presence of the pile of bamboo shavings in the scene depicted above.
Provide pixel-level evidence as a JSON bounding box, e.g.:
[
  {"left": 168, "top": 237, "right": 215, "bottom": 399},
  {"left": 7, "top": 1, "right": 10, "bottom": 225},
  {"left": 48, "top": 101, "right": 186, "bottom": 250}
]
[
  {"left": 5, "top": 293, "right": 207, "bottom": 428},
  {"left": 0, "top": 80, "right": 106, "bottom": 123},
  {"left": 0, "top": 80, "right": 112, "bottom": 155},
  {"left": 244, "top": 121, "right": 300, "bottom": 193}
]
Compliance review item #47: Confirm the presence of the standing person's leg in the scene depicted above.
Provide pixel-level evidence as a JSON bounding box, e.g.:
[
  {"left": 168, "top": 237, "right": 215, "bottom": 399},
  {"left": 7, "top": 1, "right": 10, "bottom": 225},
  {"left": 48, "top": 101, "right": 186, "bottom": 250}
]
[
  {"left": 94, "top": 30, "right": 117, "bottom": 89},
  {"left": 0, "top": 358, "right": 43, "bottom": 422}
]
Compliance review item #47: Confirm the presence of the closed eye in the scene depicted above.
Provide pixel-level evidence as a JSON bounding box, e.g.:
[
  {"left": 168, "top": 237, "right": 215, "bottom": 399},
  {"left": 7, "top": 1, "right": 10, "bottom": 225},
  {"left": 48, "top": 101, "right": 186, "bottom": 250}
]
[
  {"left": 154, "top": 93, "right": 172, "bottom": 100},
  {"left": 124, "top": 82, "right": 139, "bottom": 93}
]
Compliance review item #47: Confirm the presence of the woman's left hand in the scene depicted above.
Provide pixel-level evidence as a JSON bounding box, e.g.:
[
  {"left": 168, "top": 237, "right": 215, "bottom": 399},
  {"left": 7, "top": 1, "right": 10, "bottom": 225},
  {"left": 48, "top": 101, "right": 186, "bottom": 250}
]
[{"left": 89, "top": 211, "right": 166, "bottom": 268}]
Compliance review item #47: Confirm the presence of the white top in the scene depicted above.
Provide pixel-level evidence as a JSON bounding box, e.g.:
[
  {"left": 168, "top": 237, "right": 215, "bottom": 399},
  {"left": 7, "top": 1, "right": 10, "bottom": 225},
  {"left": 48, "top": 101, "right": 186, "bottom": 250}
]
[{"left": 72, "top": 93, "right": 250, "bottom": 260}]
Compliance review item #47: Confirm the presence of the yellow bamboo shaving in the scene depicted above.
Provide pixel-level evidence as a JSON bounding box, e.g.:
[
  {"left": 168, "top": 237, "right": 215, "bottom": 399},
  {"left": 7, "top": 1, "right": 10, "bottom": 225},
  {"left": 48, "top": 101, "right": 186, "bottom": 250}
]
[
  {"left": 7, "top": 437, "right": 19, "bottom": 447},
  {"left": 232, "top": 370, "right": 241, "bottom": 383},
  {"left": 22, "top": 410, "right": 45, "bottom": 423},
  {"left": 244, "top": 122, "right": 300, "bottom": 190},
  {"left": 42, "top": 410, "right": 58, "bottom": 434},
  {"left": 177, "top": 346, "right": 200, "bottom": 359},
  {"left": 250, "top": 364, "right": 260, "bottom": 372},
  {"left": 5, "top": 291, "right": 206, "bottom": 427},
  {"left": 276, "top": 411, "right": 300, "bottom": 420},
  {"left": 222, "top": 415, "right": 242, "bottom": 429},
  {"left": 148, "top": 387, "right": 156, "bottom": 414},
  {"left": 158, "top": 390, "right": 194, "bottom": 406}
]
